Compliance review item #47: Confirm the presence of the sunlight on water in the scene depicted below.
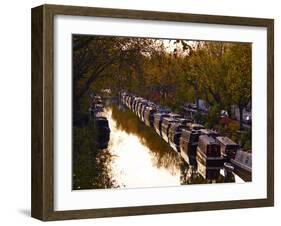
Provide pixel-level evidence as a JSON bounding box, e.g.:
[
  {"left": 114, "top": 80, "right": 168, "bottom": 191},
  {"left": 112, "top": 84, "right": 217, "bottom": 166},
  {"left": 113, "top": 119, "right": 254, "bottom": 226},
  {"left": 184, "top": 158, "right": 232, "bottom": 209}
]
[{"left": 105, "top": 108, "right": 181, "bottom": 188}]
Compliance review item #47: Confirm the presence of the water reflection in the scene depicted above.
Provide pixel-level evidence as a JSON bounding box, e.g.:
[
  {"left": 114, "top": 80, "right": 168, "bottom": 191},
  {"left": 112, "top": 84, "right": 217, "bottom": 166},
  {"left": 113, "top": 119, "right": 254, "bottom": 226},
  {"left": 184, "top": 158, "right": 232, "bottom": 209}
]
[
  {"left": 107, "top": 105, "right": 181, "bottom": 188},
  {"left": 103, "top": 103, "right": 225, "bottom": 188},
  {"left": 73, "top": 102, "right": 227, "bottom": 190}
]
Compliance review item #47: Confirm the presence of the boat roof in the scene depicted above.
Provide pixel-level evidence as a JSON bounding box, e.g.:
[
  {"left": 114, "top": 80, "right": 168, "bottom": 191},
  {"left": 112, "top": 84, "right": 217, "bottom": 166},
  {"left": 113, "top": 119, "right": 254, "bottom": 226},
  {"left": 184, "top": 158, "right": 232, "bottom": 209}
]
[
  {"left": 154, "top": 112, "right": 170, "bottom": 117},
  {"left": 95, "top": 112, "right": 106, "bottom": 118},
  {"left": 216, "top": 136, "right": 238, "bottom": 146},
  {"left": 162, "top": 117, "right": 180, "bottom": 123},
  {"left": 169, "top": 122, "right": 188, "bottom": 130},
  {"left": 199, "top": 135, "right": 217, "bottom": 145},
  {"left": 187, "top": 123, "right": 205, "bottom": 130},
  {"left": 182, "top": 128, "right": 201, "bottom": 134},
  {"left": 167, "top": 113, "right": 181, "bottom": 118},
  {"left": 200, "top": 129, "right": 218, "bottom": 135}
]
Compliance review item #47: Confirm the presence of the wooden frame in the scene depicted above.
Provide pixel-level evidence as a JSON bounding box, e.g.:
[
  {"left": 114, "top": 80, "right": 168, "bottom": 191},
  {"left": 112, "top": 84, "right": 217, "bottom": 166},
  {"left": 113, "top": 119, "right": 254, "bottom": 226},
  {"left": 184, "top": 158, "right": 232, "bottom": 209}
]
[{"left": 31, "top": 4, "right": 274, "bottom": 221}]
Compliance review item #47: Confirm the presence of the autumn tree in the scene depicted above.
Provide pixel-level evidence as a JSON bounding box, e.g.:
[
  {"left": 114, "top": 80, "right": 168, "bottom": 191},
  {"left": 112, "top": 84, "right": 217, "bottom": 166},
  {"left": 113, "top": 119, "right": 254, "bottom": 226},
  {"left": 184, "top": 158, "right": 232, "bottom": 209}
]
[
  {"left": 225, "top": 43, "right": 252, "bottom": 128},
  {"left": 73, "top": 36, "right": 251, "bottom": 129},
  {"left": 73, "top": 36, "right": 155, "bottom": 111}
]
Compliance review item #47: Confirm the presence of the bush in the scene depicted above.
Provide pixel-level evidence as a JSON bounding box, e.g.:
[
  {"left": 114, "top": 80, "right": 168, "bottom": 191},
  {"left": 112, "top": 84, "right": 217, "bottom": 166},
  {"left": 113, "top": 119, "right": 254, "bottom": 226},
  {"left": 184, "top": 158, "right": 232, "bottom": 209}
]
[{"left": 240, "top": 128, "right": 252, "bottom": 151}]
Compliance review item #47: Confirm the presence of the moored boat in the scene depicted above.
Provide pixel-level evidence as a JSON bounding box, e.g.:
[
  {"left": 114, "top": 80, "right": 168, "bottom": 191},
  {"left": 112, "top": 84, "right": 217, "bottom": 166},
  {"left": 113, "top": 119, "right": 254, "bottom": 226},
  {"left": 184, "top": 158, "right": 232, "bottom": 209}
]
[
  {"left": 196, "top": 135, "right": 225, "bottom": 179},
  {"left": 95, "top": 116, "right": 110, "bottom": 149},
  {"left": 137, "top": 100, "right": 147, "bottom": 118},
  {"left": 168, "top": 123, "right": 188, "bottom": 152},
  {"left": 186, "top": 123, "right": 205, "bottom": 131},
  {"left": 199, "top": 129, "right": 219, "bottom": 138},
  {"left": 132, "top": 98, "right": 140, "bottom": 113},
  {"left": 180, "top": 129, "right": 201, "bottom": 165},
  {"left": 216, "top": 136, "right": 239, "bottom": 160},
  {"left": 140, "top": 102, "right": 155, "bottom": 122},
  {"left": 153, "top": 113, "right": 171, "bottom": 136},
  {"left": 144, "top": 107, "right": 157, "bottom": 127},
  {"left": 161, "top": 117, "right": 180, "bottom": 143},
  {"left": 231, "top": 150, "right": 252, "bottom": 182}
]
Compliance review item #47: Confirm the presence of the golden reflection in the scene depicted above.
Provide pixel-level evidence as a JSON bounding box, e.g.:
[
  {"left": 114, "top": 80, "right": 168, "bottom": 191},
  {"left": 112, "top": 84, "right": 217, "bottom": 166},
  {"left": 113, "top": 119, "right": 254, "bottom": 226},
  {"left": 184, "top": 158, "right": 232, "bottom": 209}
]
[
  {"left": 110, "top": 105, "right": 181, "bottom": 175},
  {"left": 103, "top": 103, "right": 226, "bottom": 188},
  {"left": 106, "top": 106, "right": 181, "bottom": 188},
  {"left": 74, "top": 103, "right": 230, "bottom": 190}
]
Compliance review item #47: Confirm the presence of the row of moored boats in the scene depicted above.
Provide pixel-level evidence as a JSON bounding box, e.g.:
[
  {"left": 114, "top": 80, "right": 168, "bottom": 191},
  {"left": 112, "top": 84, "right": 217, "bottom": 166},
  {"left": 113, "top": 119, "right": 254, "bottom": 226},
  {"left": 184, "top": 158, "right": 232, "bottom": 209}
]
[
  {"left": 89, "top": 94, "right": 110, "bottom": 149},
  {"left": 119, "top": 91, "right": 252, "bottom": 182}
]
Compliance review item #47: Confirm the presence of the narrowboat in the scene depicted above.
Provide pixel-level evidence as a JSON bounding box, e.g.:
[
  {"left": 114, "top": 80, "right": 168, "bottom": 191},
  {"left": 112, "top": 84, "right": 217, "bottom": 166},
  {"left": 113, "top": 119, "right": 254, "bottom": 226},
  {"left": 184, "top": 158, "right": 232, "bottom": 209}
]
[
  {"left": 144, "top": 107, "right": 157, "bottom": 127},
  {"left": 179, "top": 129, "right": 201, "bottom": 165},
  {"left": 129, "top": 96, "right": 136, "bottom": 110},
  {"left": 137, "top": 101, "right": 147, "bottom": 118},
  {"left": 127, "top": 95, "right": 132, "bottom": 109},
  {"left": 95, "top": 111, "right": 107, "bottom": 118},
  {"left": 177, "top": 118, "right": 193, "bottom": 125},
  {"left": 127, "top": 95, "right": 132, "bottom": 107},
  {"left": 197, "top": 161, "right": 221, "bottom": 181},
  {"left": 125, "top": 95, "right": 130, "bottom": 108},
  {"left": 153, "top": 113, "right": 171, "bottom": 136},
  {"left": 160, "top": 113, "right": 181, "bottom": 141},
  {"left": 140, "top": 104, "right": 150, "bottom": 122},
  {"left": 157, "top": 107, "right": 171, "bottom": 114},
  {"left": 121, "top": 93, "right": 127, "bottom": 105},
  {"left": 199, "top": 129, "right": 219, "bottom": 138},
  {"left": 92, "top": 95, "right": 102, "bottom": 104},
  {"left": 186, "top": 123, "right": 205, "bottom": 131},
  {"left": 140, "top": 102, "right": 154, "bottom": 122},
  {"left": 94, "top": 104, "right": 104, "bottom": 113},
  {"left": 136, "top": 100, "right": 142, "bottom": 115},
  {"left": 95, "top": 116, "right": 110, "bottom": 149},
  {"left": 216, "top": 136, "right": 239, "bottom": 160},
  {"left": 123, "top": 94, "right": 127, "bottom": 105},
  {"left": 231, "top": 150, "right": 252, "bottom": 181},
  {"left": 132, "top": 98, "right": 139, "bottom": 113},
  {"left": 132, "top": 98, "right": 137, "bottom": 112},
  {"left": 161, "top": 117, "right": 180, "bottom": 143},
  {"left": 168, "top": 123, "right": 188, "bottom": 152},
  {"left": 167, "top": 113, "right": 181, "bottom": 118},
  {"left": 196, "top": 135, "right": 225, "bottom": 179},
  {"left": 223, "top": 162, "right": 235, "bottom": 183},
  {"left": 135, "top": 99, "right": 144, "bottom": 114}
]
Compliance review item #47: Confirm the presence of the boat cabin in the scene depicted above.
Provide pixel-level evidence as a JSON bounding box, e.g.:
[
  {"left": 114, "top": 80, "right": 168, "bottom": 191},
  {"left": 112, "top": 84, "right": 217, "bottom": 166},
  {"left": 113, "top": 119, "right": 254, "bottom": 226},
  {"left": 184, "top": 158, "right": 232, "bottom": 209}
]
[
  {"left": 168, "top": 123, "right": 188, "bottom": 152},
  {"left": 95, "top": 117, "right": 110, "bottom": 149},
  {"left": 179, "top": 129, "right": 201, "bottom": 165},
  {"left": 197, "top": 135, "right": 221, "bottom": 157},
  {"left": 216, "top": 136, "right": 239, "bottom": 159},
  {"left": 199, "top": 129, "right": 219, "bottom": 138},
  {"left": 161, "top": 117, "right": 179, "bottom": 142},
  {"left": 153, "top": 113, "right": 171, "bottom": 136},
  {"left": 181, "top": 129, "right": 201, "bottom": 144},
  {"left": 144, "top": 107, "right": 157, "bottom": 127},
  {"left": 186, "top": 123, "right": 205, "bottom": 131},
  {"left": 231, "top": 150, "right": 252, "bottom": 181}
]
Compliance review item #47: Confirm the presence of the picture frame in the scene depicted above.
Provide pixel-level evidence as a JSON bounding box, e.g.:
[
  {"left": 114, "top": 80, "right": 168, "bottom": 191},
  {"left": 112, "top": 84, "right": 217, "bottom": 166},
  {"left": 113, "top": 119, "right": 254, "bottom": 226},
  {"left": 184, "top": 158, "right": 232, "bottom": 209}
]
[{"left": 31, "top": 4, "right": 274, "bottom": 221}]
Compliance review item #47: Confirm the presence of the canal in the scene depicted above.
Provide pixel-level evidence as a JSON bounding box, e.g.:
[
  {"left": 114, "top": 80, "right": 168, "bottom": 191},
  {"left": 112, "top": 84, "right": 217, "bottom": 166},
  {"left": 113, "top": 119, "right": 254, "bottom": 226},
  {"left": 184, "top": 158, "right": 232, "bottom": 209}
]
[
  {"left": 73, "top": 100, "right": 245, "bottom": 190},
  {"left": 88, "top": 101, "right": 232, "bottom": 190}
]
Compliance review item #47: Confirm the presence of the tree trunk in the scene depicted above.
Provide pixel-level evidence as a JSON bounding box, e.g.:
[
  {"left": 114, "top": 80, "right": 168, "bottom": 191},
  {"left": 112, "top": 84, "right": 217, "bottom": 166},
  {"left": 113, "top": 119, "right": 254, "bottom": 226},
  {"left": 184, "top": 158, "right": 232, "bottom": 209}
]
[
  {"left": 238, "top": 105, "right": 244, "bottom": 129},
  {"left": 227, "top": 105, "right": 232, "bottom": 118},
  {"left": 194, "top": 81, "right": 199, "bottom": 110}
]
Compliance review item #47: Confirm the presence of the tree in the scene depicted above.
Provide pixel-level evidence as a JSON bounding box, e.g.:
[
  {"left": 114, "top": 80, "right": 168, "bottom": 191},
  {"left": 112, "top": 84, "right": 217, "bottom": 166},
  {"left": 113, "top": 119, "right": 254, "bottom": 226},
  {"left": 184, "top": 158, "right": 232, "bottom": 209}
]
[
  {"left": 73, "top": 36, "right": 155, "bottom": 110},
  {"left": 225, "top": 43, "right": 251, "bottom": 128}
]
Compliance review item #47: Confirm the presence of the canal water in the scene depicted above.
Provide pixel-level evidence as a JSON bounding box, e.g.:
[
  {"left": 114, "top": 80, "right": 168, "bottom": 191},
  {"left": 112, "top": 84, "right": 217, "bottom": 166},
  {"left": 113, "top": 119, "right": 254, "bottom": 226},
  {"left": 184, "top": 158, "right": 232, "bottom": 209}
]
[{"left": 93, "top": 101, "right": 229, "bottom": 189}]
